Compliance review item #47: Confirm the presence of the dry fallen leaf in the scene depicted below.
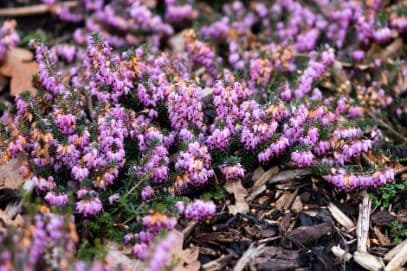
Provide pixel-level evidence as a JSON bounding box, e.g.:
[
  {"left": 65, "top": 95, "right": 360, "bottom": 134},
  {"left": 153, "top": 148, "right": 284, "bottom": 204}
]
[
  {"left": 0, "top": 47, "right": 38, "bottom": 95},
  {"left": 224, "top": 180, "right": 249, "bottom": 215},
  {"left": 105, "top": 241, "right": 146, "bottom": 271},
  {"left": 0, "top": 208, "right": 24, "bottom": 233},
  {"left": 171, "top": 230, "right": 200, "bottom": 271},
  {"left": 0, "top": 153, "right": 28, "bottom": 190}
]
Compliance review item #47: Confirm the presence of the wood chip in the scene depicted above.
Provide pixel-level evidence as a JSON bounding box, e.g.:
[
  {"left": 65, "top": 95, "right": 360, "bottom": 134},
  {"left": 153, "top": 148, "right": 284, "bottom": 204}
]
[
  {"left": 202, "top": 254, "right": 233, "bottom": 271},
  {"left": 331, "top": 245, "right": 352, "bottom": 262},
  {"left": 384, "top": 239, "right": 407, "bottom": 262},
  {"left": 269, "top": 168, "right": 311, "bottom": 183},
  {"left": 385, "top": 239, "right": 407, "bottom": 271},
  {"left": 353, "top": 252, "right": 385, "bottom": 271},
  {"left": 291, "top": 195, "right": 303, "bottom": 212},
  {"left": 328, "top": 202, "right": 355, "bottom": 230},
  {"left": 275, "top": 188, "right": 298, "bottom": 210},
  {"left": 247, "top": 167, "right": 312, "bottom": 202},
  {"left": 233, "top": 243, "right": 266, "bottom": 271},
  {"left": 373, "top": 226, "right": 391, "bottom": 246},
  {"left": 288, "top": 223, "right": 332, "bottom": 244},
  {"left": 254, "top": 246, "right": 304, "bottom": 271}
]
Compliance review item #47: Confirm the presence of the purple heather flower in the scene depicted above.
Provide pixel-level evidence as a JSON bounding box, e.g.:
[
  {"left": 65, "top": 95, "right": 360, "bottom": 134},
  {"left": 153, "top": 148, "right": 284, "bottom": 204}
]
[
  {"left": 108, "top": 193, "right": 120, "bottom": 205},
  {"left": 351, "top": 50, "right": 365, "bottom": 62},
  {"left": 44, "top": 192, "right": 69, "bottom": 206},
  {"left": 141, "top": 186, "right": 154, "bottom": 201},
  {"left": 184, "top": 200, "right": 216, "bottom": 222},
  {"left": 146, "top": 232, "right": 177, "bottom": 271},
  {"left": 175, "top": 201, "right": 185, "bottom": 215},
  {"left": 133, "top": 243, "right": 148, "bottom": 260},
  {"left": 291, "top": 150, "right": 314, "bottom": 167},
  {"left": 374, "top": 27, "right": 392, "bottom": 42},
  {"left": 75, "top": 197, "right": 103, "bottom": 217},
  {"left": 220, "top": 162, "right": 245, "bottom": 181}
]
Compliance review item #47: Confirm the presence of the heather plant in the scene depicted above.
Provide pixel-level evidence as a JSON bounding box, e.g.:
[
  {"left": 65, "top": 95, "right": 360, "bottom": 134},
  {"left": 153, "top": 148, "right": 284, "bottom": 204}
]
[{"left": 0, "top": 0, "right": 405, "bottom": 270}]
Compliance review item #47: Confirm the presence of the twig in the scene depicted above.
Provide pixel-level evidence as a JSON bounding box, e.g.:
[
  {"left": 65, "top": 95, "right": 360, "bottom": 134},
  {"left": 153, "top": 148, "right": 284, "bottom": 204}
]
[
  {"left": 124, "top": 179, "right": 144, "bottom": 198},
  {"left": 356, "top": 190, "right": 371, "bottom": 253},
  {"left": 0, "top": 1, "right": 78, "bottom": 17},
  {"left": 366, "top": 110, "right": 407, "bottom": 143},
  {"left": 182, "top": 221, "right": 197, "bottom": 238},
  {"left": 233, "top": 243, "right": 265, "bottom": 271}
]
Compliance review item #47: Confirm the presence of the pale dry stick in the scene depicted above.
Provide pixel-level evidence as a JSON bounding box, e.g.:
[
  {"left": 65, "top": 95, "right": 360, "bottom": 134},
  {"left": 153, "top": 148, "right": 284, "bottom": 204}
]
[
  {"left": 384, "top": 239, "right": 407, "bottom": 262},
  {"left": 353, "top": 252, "right": 385, "bottom": 271},
  {"left": 233, "top": 243, "right": 266, "bottom": 271},
  {"left": 328, "top": 202, "right": 355, "bottom": 230},
  {"left": 385, "top": 240, "right": 407, "bottom": 271},
  {"left": 0, "top": 1, "right": 78, "bottom": 17},
  {"left": 356, "top": 190, "right": 371, "bottom": 253}
]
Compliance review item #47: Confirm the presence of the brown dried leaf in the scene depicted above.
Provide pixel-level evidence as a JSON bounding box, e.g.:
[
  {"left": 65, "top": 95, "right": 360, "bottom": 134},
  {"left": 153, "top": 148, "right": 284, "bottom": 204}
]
[
  {"left": 105, "top": 241, "right": 146, "bottom": 271},
  {"left": 171, "top": 230, "right": 200, "bottom": 271},
  {"left": 224, "top": 180, "right": 249, "bottom": 215},
  {"left": 0, "top": 153, "right": 27, "bottom": 190},
  {"left": 0, "top": 47, "right": 38, "bottom": 95}
]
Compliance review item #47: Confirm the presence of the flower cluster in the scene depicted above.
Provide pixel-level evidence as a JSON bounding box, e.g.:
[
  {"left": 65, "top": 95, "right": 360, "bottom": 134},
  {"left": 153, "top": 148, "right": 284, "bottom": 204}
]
[
  {"left": 176, "top": 199, "right": 217, "bottom": 222},
  {"left": 175, "top": 142, "right": 214, "bottom": 191},
  {"left": 324, "top": 168, "right": 395, "bottom": 190},
  {"left": 0, "top": 20, "right": 19, "bottom": 61}
]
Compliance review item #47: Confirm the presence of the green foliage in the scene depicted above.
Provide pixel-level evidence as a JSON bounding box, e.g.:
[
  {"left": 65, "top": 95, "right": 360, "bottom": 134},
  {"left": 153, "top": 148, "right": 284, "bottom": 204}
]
[
  {"left": 377, "top": 12, "right": 389, "bottom": 25},
  {"left": 19, "top": 30, "right": 48, "bottom": 47},
  {"left": 312, "top": 162, "right": 331, "bottom": 177},
  {"left": 370, "top": 181, "right": 407, "bottom": 208},
  {"left": 89, "top": 212, "right": 124, "bottom": 242},
  {"left": 201, "top": 185, "right": 228, "bottom": 201},
  {"left": 390, "top": 221, "right": 407, "bottom": 244},
  {"left": 77, "top": 239, "right": 107, "bottom": 263}
]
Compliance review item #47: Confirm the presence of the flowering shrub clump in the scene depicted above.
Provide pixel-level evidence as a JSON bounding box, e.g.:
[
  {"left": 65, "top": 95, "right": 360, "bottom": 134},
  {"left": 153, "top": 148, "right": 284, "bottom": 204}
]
[{"left": 0, "top": 0, "right": 406, "bottom": 269}]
